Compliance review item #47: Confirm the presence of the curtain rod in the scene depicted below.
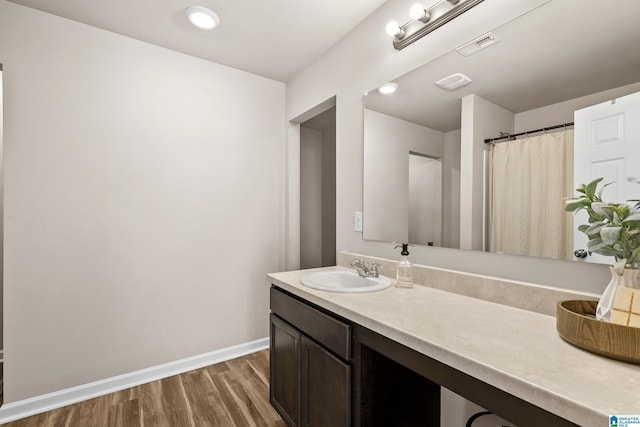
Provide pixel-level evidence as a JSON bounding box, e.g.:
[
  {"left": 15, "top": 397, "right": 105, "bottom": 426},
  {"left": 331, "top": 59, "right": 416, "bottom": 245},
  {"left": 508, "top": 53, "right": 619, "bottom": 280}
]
[{"left": 484, "top": 121, "right": 574, "bottom": 144}]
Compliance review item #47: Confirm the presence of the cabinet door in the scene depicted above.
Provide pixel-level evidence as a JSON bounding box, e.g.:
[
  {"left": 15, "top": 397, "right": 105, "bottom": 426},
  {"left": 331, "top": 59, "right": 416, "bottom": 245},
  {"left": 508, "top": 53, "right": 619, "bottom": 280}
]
[
  {"left": 270, "top": 314, "right": 301, "bottom": 427},
  {"left": 300, "top": 336, "right": 351, "bottom": 427}
]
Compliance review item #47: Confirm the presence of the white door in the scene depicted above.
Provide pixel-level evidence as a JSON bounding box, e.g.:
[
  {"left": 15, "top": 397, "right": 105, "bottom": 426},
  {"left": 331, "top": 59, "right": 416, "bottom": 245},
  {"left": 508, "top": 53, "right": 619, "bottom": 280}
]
[{"left": 573, "top": 91, "right": 640, "bottom": 263}]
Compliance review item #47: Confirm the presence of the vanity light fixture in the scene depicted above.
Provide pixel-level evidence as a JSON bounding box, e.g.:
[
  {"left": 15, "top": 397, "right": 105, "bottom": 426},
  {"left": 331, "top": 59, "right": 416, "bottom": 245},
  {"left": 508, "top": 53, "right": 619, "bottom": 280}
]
[
  {"left": 386, "top": 0, "right": 485, "bottom": 50},
  {"left": 378, "top": 82, "right": 398, "bottom": 94},
  {"left": 186, "top": 6, "right": 220, "bottom": 30},
  {"left": 409, "top": 4, "right": 431, "bottom": 23},
  {"left": 385, "top": 21, "right": 405, "bottom": 40}
]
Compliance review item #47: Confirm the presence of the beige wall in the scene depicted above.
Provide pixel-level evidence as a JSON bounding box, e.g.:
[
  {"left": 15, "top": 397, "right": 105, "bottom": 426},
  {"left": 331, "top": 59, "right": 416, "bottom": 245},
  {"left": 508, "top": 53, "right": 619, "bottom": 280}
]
[
  {"left": 300, "top": 127, "right": 323, "bottom": 268},
  {"left": 299, "top": 121, "right": 336, "bottom": 269},
  {"left": 286, "top": 0, "right": 611, "bottom": 293},
  {"left": 363, "top": 109, "right": 444, "bottom": 243},
  {"left": 0, "top": 1, "right": 285, "bottom": 402},
  {"left": 442, "top": 129, "right": 461, "bottom": 249},
  {"left": 321, "top": 124, "right": 337, "bottom": 267}
]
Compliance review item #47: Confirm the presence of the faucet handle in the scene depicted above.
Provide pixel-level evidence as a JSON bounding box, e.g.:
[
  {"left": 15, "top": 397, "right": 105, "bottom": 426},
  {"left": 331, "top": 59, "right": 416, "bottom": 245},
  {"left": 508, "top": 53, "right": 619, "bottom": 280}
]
[
  {"left": 350, "top": 258, "right": 365, "bottom": 267},
  {"left": 369, "top": 262, "right": 383, "bottom": 277}
]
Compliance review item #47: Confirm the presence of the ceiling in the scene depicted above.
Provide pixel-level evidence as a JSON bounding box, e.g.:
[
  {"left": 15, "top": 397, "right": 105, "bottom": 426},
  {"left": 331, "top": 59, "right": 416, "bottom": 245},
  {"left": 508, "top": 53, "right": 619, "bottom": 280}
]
[
  {"left": 7, "top": 0, "right": 388, "bottom": 82},
  {"left": 364, "top": 0, "right": 640, "bottom": 132}
]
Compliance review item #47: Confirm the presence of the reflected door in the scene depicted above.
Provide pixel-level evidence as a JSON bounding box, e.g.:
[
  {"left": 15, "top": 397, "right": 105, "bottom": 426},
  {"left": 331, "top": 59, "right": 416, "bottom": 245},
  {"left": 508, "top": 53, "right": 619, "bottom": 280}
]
[{"left": 574, "top": 91, "right": 640, "bottom": 263}]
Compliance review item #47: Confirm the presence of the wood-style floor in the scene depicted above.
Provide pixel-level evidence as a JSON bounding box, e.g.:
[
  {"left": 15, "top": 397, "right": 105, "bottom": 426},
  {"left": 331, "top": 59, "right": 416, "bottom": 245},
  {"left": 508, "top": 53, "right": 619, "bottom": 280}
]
[{"left": 4, "top": 350, "right": 286, "bottom": 427}]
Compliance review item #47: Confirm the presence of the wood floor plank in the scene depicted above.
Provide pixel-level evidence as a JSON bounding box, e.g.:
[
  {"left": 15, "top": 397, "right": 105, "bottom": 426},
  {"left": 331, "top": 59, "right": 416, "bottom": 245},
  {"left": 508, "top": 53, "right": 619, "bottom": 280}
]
[
  {"left": 39, "top": 404, "right": 76, "bottom": 427},
  {"left": 180, "top": 369, "right": 234, "bottom": 426},
  {"left": 236, "top": 361, "right": 286, "bottom": 426},
  {"left": 209, "top": 370, "right": 254, "bottom": 426},
  {"left": 214, "top": 364, "right": 280, "bottom": 427},
  {"left": 107, "top": 397, "right": 141, "bottom": 427},
  {"left": 3, "top": 350, "right": 283, "bottom": 427},
  {"left": 109, "top": 386, "right": 138, "bottom": 406},
  {"left": 75, "top": 394, "right": 112, "bottom": 427},
  {"left": 138, "top": 378, "right": 175, "bottom": 427},
  {"left": 206, "top": 360, "right": 230, "bottom": 376}
]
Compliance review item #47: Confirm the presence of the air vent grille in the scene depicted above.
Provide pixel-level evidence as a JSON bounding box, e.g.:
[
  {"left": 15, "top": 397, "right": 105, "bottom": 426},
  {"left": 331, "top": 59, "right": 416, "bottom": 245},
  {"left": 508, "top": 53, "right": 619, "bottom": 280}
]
[
  {"left": 434, "top": 73, "right": 472, "bottom": 91},
  {"left": 456, "top": 32, "right": 501, "bottom": 56}
]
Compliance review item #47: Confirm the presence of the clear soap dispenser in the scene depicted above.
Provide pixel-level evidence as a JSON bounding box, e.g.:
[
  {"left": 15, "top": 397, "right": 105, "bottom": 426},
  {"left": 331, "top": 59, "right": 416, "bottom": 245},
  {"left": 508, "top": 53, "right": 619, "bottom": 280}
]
[{"left": 394, "top": 243, "right": 414, "bottom": 288}]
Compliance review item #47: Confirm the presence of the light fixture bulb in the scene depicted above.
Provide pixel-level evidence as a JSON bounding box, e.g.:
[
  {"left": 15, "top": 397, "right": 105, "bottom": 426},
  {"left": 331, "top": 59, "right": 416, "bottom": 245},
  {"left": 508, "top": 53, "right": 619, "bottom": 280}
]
[
  {"left": 385, "top": 21, "right": 402, "bottom": 37},
  {"left": 186, "top": 6, "right": 220, "bottom": 30},
  {"left": 409, "top": 3, "right": 429, "bottom": 21},
  {"left": 378, "top": 83, "right": 398, "bottom": 94}
]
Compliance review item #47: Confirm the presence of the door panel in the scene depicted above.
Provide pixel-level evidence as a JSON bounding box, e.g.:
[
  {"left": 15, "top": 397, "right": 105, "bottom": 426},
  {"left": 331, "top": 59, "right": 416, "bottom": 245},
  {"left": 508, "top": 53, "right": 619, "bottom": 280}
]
[
  {"left": 300, "top": 336, "right": 350, "bottom": 427},
  {"left": 270, "top": 314, "right": 301, "bottom": 427},
  {"left": 573, "top": 91, "right": 640, "bottom": 263}
]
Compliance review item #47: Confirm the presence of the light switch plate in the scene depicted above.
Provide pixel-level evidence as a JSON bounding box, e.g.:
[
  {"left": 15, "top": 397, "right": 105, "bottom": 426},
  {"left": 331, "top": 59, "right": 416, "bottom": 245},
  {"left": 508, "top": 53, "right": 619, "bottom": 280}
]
[{"left": 354, "top": 212, "right": 363, "bottom": 232}]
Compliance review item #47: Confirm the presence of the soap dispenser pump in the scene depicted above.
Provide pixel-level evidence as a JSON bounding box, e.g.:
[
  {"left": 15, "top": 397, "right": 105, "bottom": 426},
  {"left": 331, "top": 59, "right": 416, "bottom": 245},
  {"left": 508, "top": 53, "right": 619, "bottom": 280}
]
[{"left": 394, "top": 243, "right": 414, "bottom": 288}]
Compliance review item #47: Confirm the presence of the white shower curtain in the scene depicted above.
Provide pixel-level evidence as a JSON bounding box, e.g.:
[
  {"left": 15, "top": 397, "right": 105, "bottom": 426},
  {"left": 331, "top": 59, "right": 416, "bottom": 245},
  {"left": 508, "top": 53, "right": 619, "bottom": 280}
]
[{"left": 489, "top": 130, "right": 574, "bottom": 259}]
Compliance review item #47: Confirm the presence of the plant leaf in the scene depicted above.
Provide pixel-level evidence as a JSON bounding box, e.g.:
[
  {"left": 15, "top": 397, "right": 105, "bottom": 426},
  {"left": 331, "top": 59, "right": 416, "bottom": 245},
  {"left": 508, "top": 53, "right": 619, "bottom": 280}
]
[
  {"left": 629, "top": 247, "right": 640, "bottom": 266},
  {"left": 587, "top": 237, "right": 606, "bottom": 253},
  {"left": 592, "top": 202, "right": 614, "bottom": 220},
  {"left": 597, "top": 245, "right": 623, "bottom": 257},
  {"left": 584, "top": 177, "right": 604, "bottom": 199},
  {"left": 584, "top": 221, "right": 606, "bottom": 236},
  {"left": 564, "top": 198, "right": 591, "bottom": 212}
]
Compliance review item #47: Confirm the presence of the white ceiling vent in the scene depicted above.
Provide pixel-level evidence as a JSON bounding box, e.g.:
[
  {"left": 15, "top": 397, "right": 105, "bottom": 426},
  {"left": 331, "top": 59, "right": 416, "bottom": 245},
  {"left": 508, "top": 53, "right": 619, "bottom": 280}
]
[
  {"left": 435, "top": 73, "right": 472, "bottom": 91},
  {"left": 456, "top": 32, "right": 501, "bottom": 56}
]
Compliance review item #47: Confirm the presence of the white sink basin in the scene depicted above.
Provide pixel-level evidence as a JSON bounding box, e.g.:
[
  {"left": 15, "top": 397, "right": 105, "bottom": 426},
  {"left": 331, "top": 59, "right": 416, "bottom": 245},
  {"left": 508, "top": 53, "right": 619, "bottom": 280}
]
[{"left": 300, "top": 270, "right": 392, "bottom": 293}]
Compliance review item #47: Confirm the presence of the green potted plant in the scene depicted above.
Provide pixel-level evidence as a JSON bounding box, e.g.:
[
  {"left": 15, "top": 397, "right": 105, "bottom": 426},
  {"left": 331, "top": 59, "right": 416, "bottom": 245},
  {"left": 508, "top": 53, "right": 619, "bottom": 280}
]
[{"left": 565, "top": 177, "right": 640, "bottom": 321}]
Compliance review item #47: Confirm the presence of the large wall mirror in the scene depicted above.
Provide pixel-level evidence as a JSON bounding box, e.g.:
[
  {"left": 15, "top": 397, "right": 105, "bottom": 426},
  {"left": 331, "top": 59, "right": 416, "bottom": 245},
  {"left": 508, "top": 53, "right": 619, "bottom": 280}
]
[{"left": 363, "top": 0, "right": 640, "bottom": 264}]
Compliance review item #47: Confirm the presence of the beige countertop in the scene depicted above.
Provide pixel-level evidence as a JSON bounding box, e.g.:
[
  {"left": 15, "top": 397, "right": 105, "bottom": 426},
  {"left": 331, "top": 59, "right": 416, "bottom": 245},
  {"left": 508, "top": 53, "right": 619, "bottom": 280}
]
[{"left": 267, "top": 266, "right": 640, "bottom": 427}]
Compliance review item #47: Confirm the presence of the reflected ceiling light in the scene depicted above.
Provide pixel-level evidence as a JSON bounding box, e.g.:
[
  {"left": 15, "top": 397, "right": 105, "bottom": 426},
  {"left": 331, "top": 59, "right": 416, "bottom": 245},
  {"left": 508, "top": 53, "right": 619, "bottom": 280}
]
[
  {"left": 386, "top": 0, "right": 485, "bottom": 50},
  {"left": 378, "top": 82, "right": 398, "bottom": 94},
  {"left": 186, "top": 6, "right": 220, "bottom": 30},
  {"left": 409, "top": 3, "right": 431, "bottom": 23}
]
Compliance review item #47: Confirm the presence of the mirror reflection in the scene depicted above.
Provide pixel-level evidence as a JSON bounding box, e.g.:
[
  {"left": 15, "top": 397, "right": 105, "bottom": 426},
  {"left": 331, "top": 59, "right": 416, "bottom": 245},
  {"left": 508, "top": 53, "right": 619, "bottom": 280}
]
[{"left": 363, "top": 0, "right": 640, "bottom": 263}]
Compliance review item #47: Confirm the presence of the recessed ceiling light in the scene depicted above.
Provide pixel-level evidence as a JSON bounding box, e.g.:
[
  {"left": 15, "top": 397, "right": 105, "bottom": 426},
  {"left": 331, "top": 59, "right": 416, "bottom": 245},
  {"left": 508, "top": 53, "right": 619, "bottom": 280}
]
[
  {"left": 379, "top": 82, "right": 398, "bottom": 94},
  {"left": 186, "top": 6, "right": 220, "bottom": 30}
]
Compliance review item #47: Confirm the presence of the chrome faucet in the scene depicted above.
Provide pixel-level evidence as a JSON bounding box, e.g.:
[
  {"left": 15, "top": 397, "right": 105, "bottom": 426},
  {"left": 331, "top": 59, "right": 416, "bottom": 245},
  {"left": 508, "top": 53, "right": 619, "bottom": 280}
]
[{"left": 350, "top": 259, "right": 382, "bottom": 278}]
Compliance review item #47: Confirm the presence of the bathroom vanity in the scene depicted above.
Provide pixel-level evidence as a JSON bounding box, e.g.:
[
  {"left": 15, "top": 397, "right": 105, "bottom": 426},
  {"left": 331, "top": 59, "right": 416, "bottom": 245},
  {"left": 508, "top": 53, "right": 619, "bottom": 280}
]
[{"left": 268, "top": 265, "right": 640, "bottom": 427}]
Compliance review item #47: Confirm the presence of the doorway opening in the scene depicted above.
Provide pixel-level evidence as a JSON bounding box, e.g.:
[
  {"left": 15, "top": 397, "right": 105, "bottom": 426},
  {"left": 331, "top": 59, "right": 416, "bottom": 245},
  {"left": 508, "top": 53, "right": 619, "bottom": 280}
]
[{"left": 299, "top": 106, "right": 336, "bottom": 269}]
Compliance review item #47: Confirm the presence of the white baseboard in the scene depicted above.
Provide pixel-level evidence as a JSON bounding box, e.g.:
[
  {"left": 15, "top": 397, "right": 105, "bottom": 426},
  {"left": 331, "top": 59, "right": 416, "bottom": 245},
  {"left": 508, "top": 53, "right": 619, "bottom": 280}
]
[{"left": 0, "top": 337, "right": 269, "bottom": 423}]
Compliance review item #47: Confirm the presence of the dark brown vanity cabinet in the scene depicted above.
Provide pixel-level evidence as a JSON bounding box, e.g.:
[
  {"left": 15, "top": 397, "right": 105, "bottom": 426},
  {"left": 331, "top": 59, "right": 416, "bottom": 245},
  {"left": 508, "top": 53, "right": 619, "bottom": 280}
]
[
  {"left": 269, "top": 285, "right": 581, "bottom": 427},
  {"left": 270, "top": 287, "right": 351, "bottom": 427}
]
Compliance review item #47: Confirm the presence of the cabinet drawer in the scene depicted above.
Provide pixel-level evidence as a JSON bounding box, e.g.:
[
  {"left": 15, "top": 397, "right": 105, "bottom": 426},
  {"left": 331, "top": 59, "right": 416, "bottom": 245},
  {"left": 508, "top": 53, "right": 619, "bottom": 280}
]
[{"left": 270, "top": 287, "right": 351, "bottom": 360}]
